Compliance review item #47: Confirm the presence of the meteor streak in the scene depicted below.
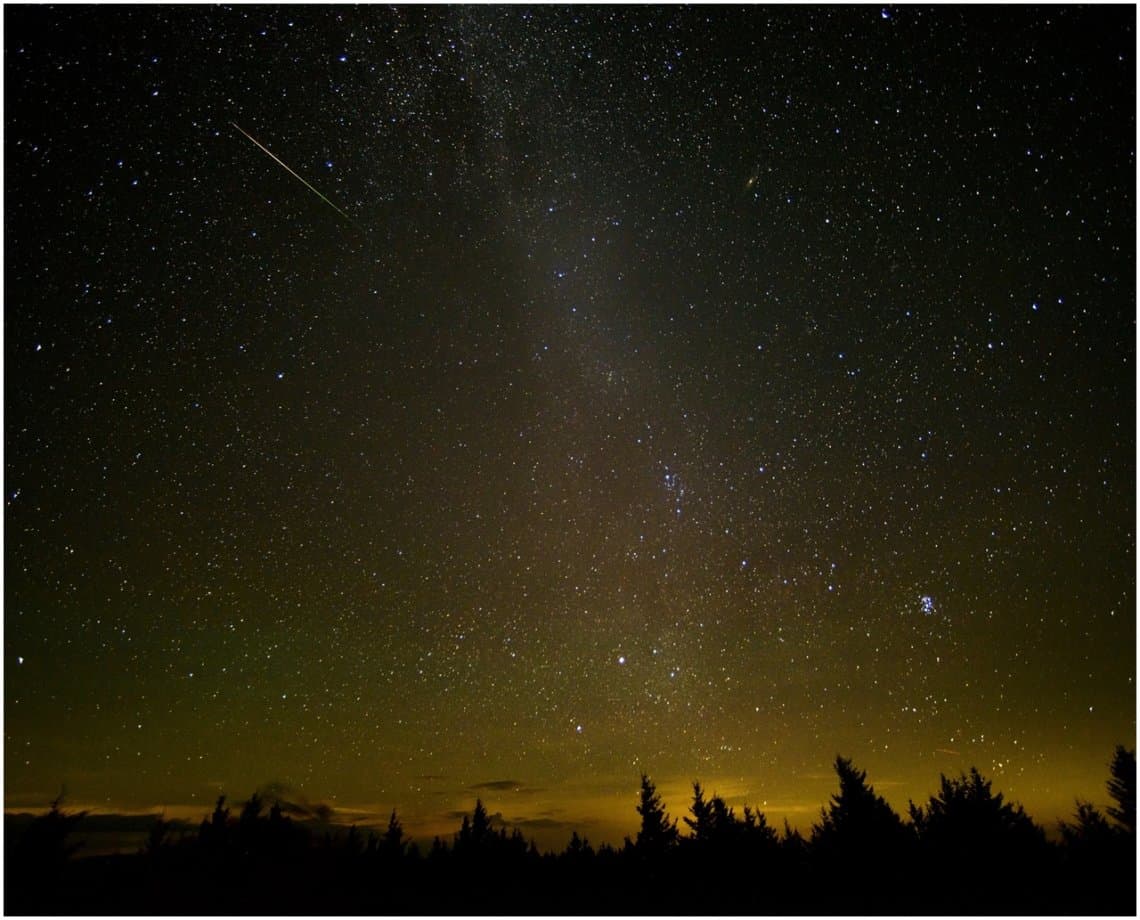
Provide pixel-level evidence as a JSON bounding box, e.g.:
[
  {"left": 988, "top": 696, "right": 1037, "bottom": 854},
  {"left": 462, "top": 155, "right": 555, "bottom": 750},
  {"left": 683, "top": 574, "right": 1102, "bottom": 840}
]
[{"left": 231, "top": 121, "right": 361, "bottom": 230}]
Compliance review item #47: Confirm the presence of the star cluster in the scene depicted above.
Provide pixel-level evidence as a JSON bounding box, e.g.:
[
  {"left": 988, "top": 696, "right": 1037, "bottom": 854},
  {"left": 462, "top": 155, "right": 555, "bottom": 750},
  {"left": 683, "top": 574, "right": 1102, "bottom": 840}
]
[{"left": 5, "top": 6, "right": 1134, "bottom": 845}]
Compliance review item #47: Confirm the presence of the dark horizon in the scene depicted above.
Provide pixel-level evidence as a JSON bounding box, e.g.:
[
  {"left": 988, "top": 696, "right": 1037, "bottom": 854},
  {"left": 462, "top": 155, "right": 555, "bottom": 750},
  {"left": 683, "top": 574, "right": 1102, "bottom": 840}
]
[
  {"left": 3, "top": 744, "right": 1133, "bottom": 857},
  {"left": 6, "top": 753, "right": 1135, "bottom": 914}
]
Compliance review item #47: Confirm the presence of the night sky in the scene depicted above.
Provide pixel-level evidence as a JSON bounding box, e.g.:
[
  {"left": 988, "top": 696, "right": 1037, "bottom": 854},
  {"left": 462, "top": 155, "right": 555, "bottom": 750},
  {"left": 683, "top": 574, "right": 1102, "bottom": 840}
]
[{"left": 4, "top": 5, "right": 1135, "bottom": 849}]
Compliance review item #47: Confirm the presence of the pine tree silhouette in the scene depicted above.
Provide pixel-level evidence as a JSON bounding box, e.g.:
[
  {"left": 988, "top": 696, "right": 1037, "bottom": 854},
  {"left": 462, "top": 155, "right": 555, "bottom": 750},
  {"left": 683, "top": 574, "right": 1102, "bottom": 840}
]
[
  {"left": 1060, "top": 801, "right": 1116, "bottom": 851},
  {"left": 237, "top": 792, "right": 264, "bottom": 858},
  {"left": 684, "top": 782, "right": 757, "bottom": 855},
  {"left": 565, "top": 830, "right": 594, "bottom": 860},
  {"left": 635, "top": 774, "right": 678, "bottom": 854},
  {"left": 812, "top": 755, "right": 908, "bottom": 856},
  {"left": 7, "top": 792, "right": 89, "bottom": 914},
  {"left": 809, "top": 755, "right": 912, "bottom": 910},
  {"left": 428, "top": 835, "right": 449, "bottom": 862},
  {"left": 708, "top": 795, "right": 736, "bottom": 836},
  {"left": 239, "top": 792, "right": 263, "bottom": 825},
  {"left": 741, "top": 804, "right": 779, "bottom": 847},
  {"left": 909, "top": 767, "right": 1043, "bottom": 856},
  {"left": 1071, "top": 746, "right": 1138, "bottom": 914},
  {"left": 782, "top": 817, "right": 806, "bottom": 852},
  {"left": 199, "top": 795, "right": 230, "bottom": 852},
  {"left": 1106, "top": 745, "right": 1135, "bottom": 834},
  {"left": 470, "top": 799, "right": 492, "bottom": 847},
  {"left": 383, "top": 808, "right": 405, "bottom": 858},
  {"left": 682, "top": 781, "right": 714, "bottom": 843},
  {"left": 13, "top": 791, "right": 87, "bottom": 868},
  {"left": 6, "top": 751, "right": 1138, "bottom": 914},
  {"left": 909, "top": 767, "right": 1047, "bottom": 912}
]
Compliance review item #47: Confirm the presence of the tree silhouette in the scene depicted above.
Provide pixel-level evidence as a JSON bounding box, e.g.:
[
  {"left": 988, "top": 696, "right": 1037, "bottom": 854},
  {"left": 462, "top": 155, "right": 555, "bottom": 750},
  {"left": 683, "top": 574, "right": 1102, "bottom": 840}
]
[
  {"left": 505, "top": 826, "right": 531, "bottom": 859},
  {"left": 4, "top": 751, "right": 1138, "bottom": 915},
  {"left": 428, "top": 835, "right": 449, "bottom": 863},
  {"left": 470, "top": 798, "right": 492, "bottom": 847},
  {"left": 1063, "top": 747, "right": 1136, "bottom": 914},
  {"left": 1059, "top": 800, "right": 1116, "bottom": 851},
  {"left": 1106, "top": 745, "right": 1135, "bottom": 834},
  {"left": 782, "top": 817, "right": 806, "bottom": 850},
  {"left": 909, "top": 767, "right": 1044, "bottom": 856},
  {"left": 236, "top": 792, "right": 264, "bottom": 858},
  {"left": 682, "top": 781, "right": 714, "bottom": 842},
  {"left": 734, "top": 800, "right": 782, "bottom": 893},
  {"left": 684, "top": 782, "right": 772, "bottom": 858},
  {"left": 909, "top": 767, "right": 1047, "bottom": 912},
  {"left": 741, "top": 804, "right": 779, "bottom": 848},
  {"left": 565, "top": 830, "right": 594, "bottom": 860},
  {"left": 383, "top": 808, "right": 405, "bottom": 858},
  {"left": 199, "top": 794, "right": 230, "bottom": 852},
  {"left": 1059, "top": 796, "right": 1135, "bottom": 914},
  {"left": 635, "top": 773, "right": 678, "bottom": 854},
  {"left": 708, "top": 795, "right": 736, "bottom": 836},
  {"left": 780, "top": 817, "right": 808, "bottom": 871},
  {"left": 455, "top": 798, "right": 497, "bottom": 857},
  {"left": 7, "top": 791, "right": 89, "bottom": 913},
  {"left": 808, "top": 756, "right": 912, "bottom": 910},
  {"left": 239, "top": 792, "right": 263, "bottom": 825},
  {"left": 13, "top": 791, "right": 87, "bottom": 868},
  {"left": 812, "top": 755, "right": 908, "bottom": 856},
  {"left": 144, "top": 813, "right": 171, "bottom": 857}
]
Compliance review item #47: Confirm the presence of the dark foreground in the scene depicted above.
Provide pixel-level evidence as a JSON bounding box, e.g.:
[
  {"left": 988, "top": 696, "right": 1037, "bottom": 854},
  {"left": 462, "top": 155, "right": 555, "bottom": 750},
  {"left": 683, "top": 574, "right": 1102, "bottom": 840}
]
[
  {"left": 5, "top": 836, "right": 1137, "bottom": 916},
  {"left": 7, "top": 754, "right": 1136, "bottom": 915}
]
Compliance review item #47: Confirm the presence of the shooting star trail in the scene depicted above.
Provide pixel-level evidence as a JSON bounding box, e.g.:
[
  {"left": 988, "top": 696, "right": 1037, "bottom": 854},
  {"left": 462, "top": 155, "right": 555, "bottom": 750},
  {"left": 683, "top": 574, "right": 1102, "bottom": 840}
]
[{"left": 231, "top": 122, "right": 361, "bottom": 230}]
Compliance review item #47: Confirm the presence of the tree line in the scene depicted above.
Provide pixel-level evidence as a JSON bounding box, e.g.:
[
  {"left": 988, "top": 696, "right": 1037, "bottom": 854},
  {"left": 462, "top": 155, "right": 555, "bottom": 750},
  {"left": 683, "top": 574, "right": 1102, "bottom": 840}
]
[{"left": 6, "top": 746, "right": 1134, "bottom": 914}]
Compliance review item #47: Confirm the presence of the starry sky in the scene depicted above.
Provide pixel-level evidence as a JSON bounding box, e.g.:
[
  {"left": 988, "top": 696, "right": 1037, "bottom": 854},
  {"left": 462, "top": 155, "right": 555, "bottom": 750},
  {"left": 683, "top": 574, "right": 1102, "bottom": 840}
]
[{"left": 4, "top": 5, "right": 1135, "bottom": 849}]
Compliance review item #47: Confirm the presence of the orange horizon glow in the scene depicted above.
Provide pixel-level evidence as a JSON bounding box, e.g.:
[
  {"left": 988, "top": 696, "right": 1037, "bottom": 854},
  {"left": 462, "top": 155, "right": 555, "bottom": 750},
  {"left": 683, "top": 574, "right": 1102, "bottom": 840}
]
[{"left": 5, "top": 752, "right": 1124, "bottom": 852}]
